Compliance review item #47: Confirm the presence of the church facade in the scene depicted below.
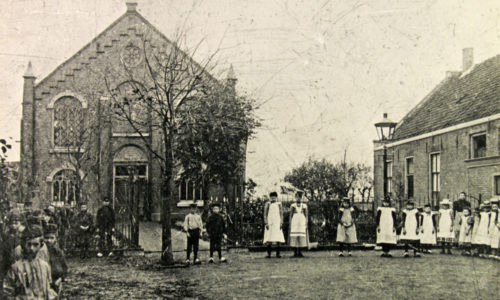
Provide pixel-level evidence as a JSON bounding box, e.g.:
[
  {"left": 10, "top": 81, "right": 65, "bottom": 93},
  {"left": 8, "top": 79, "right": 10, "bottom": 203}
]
[{"left": 19, "top": 2, "right": 245, "bottom": 221}]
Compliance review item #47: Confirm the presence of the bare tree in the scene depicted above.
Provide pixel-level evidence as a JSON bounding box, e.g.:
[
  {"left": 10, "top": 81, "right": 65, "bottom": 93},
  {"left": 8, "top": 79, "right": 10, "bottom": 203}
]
[{"left": 103, "top": 27, "right": 242, "bottom": 264}]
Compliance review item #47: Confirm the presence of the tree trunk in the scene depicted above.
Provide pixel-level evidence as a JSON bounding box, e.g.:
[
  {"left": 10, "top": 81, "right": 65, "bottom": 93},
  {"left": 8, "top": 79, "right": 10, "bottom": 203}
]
[{"left": 160, "top": 128, "right": 175, "bottom": 265}]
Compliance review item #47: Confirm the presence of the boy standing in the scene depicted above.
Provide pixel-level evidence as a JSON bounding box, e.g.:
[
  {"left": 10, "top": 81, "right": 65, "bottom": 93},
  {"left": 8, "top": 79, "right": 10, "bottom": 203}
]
[
  {"left": 183, "top": 203, "right": 203, "bottom": 265},
  {"left": 96, "top": 197, "right": 115, "bottom": 257},
  {"left": 206, "top": 203, "right": 227, "bottom": 263},
  {"left": 44, "top": 223, "right": 68, "bottom": 296},
  {"left": 3, "top": 226, "right": 57, "bottom": 299},
  {"left": 76, "top": 204, "right": 93, "bottom": 259}
]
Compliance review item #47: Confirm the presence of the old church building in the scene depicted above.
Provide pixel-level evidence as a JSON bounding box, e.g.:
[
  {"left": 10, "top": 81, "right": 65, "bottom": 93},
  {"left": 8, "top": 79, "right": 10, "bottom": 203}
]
[{"left": 19, "top": 2, "right": 245, "bottom": 222}]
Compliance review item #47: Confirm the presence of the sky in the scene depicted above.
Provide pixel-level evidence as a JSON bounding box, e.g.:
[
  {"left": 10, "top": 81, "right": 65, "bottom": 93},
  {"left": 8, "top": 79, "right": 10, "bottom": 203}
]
[{"left": 1, "top": 0, "right": 499, "bottom": 194}]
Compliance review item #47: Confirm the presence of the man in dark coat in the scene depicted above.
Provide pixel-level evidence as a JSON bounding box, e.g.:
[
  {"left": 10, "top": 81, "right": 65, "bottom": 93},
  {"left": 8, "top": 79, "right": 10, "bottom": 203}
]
[
  {"left": 206, "top": 202, "right": 227, "bottom": 263},
  {"left": 96, "top": 197, "right": 115, "bottom": 257},
  {"left": 75, "top": 204, "right": 93, "bottom": 259}
]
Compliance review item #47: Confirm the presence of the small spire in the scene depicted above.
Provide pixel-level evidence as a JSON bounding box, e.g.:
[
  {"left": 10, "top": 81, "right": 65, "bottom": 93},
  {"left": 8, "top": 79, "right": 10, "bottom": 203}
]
[
  {"left": 227, "top": 64, "right": 237, "bottom": 81},
  {"left": 126, "top": 1, "right": 138, "bottom": 13},
  {"left": 23, "top": 61, "right": 35, "bottom": 78}
]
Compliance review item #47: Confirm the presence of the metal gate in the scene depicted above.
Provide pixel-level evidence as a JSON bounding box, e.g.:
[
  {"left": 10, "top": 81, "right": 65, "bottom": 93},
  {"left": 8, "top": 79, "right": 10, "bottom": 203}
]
[{"left": 113, "top": 164, "right": 148, "bottom": 248}]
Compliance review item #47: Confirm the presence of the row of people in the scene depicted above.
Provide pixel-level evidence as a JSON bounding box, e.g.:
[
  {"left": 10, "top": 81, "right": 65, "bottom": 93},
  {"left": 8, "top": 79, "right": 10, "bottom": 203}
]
[{"left": 379, "top": 197, "right": 500, "bottom": 258}]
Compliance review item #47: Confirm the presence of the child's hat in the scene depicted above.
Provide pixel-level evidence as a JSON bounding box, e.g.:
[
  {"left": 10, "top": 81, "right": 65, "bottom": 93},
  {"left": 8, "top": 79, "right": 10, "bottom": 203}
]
[
  {"left": 22, "top": 225, "right": 43, "bottom": 240},
  {"left": 440, "top": 199, "right": 451, "bottom": 205},
  {"left": 210, "top": 202, "right": 221, "bottom": 208},
  {"left": 406, "top": 201, "right": 415, "bottom": 206},
  {"left": 482, "top": 200, "right": 491, "bottom": 207},
  {"left": 269, "top": 191, "right": 278, "bottom": 198},
  {"left": 342, "top": 197, "right": 350, "bottom": 203},
  {"left": 490, "top": 198, "right": 499, "bottom": 204}
]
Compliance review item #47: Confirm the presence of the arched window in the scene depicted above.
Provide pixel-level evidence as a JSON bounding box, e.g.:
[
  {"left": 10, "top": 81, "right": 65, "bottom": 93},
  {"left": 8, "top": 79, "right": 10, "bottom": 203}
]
[
  {"left": 52, "top": 169, "right": 80, "bottom": 204},
  {"left": 53, "top": 96, "right": 84, "bottom": 147}
]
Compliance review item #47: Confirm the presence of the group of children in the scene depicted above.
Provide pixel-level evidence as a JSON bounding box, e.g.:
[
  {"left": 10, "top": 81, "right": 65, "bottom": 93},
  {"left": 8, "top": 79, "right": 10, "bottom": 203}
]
[
  {"left": 0, "top": 210, "right": 68, "bottom": 299},
  {"left": 183, "top": 202, "right": 228, "bottom": 265},
  {"left": 376, "top": 197, "right": 500, "bottom": 258}
]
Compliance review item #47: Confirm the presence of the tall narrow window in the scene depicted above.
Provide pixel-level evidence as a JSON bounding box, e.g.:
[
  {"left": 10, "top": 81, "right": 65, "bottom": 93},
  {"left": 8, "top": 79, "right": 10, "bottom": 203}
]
[
  {"left": 179, "top": 179, "right": 203, "bottom": 201},
  {"left": 494, "top": 175, "right": 500, "bottom": 196},
  {"left": 471, "top": 133, "right": 486, "bottom": 159},
  {"left": 53, "top": 96, "right": 84, "bottom": 147},
  {"left": 385, "top": 161, "right": 393, "bottom": 194},
  {"left": 431, "top": 153, "right": 440, "bottom": 200},
  {"left": 406, "top": 157, "right": 414, "bottom": 199}
]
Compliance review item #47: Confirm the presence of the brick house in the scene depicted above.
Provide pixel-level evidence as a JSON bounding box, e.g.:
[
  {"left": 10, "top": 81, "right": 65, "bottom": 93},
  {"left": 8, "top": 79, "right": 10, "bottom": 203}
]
[
  {"left": 373, "top": 48, "right": 500, "bottom": 209},
  {"left": 19, "top": 2, "right": 245, "bottom": 221}
]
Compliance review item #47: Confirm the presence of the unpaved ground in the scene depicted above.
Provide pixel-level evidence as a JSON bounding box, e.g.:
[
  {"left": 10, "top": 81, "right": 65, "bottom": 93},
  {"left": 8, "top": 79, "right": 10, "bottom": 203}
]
[{"left": 62, "top": 250, "right": 499, "bottom": 299}]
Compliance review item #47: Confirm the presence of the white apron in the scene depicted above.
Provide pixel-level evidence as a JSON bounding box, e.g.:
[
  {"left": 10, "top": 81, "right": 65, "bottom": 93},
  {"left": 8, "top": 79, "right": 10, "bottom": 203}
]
[
  {"left": 437, "top": 208, "right": 455, "bottom": 240},
  {"left": 290, "top": 203, "right": 307, "bottom": 238},
  {"left": 475, "top": 212, "right": 490, "bottom": 245},
  {"left": 400, "top": 209, "right": 419, "bottom": 241},
  {"left": 263, "top": 202, "right": 285, "bottom": 243},
  {"left": 420, "top": 212, "right": 436, "bottom": 245},
  {"left": 376, "top": 207, "right": 397, "bottom": 244},
  {"left": 458, "top": 215, "right": 472, "bottom": 245},
  {"left": 488, "top": 211, "right": 500, "bottom": 249}
]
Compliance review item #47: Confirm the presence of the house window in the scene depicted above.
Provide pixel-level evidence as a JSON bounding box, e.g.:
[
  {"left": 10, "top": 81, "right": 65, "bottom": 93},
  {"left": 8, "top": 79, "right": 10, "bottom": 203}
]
[
  {"left": 385, "top": 161, "right": 393, "bottom": 194},
  {"left": 53, "top": 96, "right": 84, "bottom": 147},
  {"left": 494, "top": 176, "right": 500, "bottom": 196},
  {"left": 179, "top": 180, "right": 203, "bottom": 201},
  {"left": 431, "top": 153, "right": 440, "bottom": 200},
  {"left": 52, "top": 169, "right": 79, "bottom": 203},
  {"left": 406, "top": 157, "right": 414, "bottom": 199},
  {"left": 111, "top": 81, "right": 147, "bottom": 133},
  {"left": 471, "top": 133, "right": 486, "bottom": 159}
]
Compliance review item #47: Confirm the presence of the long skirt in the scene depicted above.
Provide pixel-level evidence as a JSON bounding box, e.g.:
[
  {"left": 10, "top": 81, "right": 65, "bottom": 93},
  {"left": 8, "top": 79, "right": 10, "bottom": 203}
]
[
  {"left": 289, "top": 213, "right": 307, "bottom": 247},
  {"left": 336, "top": 224, "right": 357, "bottom": 244}
]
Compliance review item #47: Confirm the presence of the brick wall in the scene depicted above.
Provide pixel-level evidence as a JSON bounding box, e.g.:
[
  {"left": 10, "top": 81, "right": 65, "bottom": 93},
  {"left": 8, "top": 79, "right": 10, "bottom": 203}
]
[{"left": 374, "top": 119, "right": 500, "bottom": 209}]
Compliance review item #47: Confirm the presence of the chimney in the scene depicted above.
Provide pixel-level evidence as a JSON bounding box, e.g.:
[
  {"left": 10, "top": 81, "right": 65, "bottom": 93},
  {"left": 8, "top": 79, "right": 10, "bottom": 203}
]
[
  {"left": 226, "top": 64, "right": 237, "bottom": 92},
  {"left": 126, "top": 1, "right": 138, "bottom": 13},
  {"left": 21, "top": 61, "right": 37, "bottom": 200},
  {"left": 462, "top": 48, "right": 473, "bottom": 72}
]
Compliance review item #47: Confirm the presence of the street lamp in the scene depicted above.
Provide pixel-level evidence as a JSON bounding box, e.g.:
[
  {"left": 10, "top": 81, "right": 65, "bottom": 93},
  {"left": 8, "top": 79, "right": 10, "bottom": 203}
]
[{"left": 374, "top": 113, "right": 397, "bottom": 201}]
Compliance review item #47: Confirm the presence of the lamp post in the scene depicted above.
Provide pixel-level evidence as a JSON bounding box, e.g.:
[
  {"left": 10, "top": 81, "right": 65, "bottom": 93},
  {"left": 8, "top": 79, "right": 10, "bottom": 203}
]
[{"left": 374, "top": 113, "right": 397, "bottom": 202}]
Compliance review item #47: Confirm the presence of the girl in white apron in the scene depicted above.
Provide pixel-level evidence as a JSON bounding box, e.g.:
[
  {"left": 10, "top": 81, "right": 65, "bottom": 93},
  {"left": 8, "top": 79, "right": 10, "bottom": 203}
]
[
  {"left": 289, "top": 192, "right": 308, "bottom": 257},
  {"left": 488, "top": 199, "right": 499, "bottom": 257},
  {"left": 457, "top": 207, "right": 473, "bottom": 255},
  {"left": 263, "top": 192, "right": 285, "bottom": 258},
  {"left": 419, "top": 204, "right": 437, "bottom": 254},
  {"left": 437, "top": 199, "right": 454, "bottom": 254},
  {"left": 470, "top": 208, "right": 481, "bottom": 256},
  {"left": 400, "top": 201, "right": 420, "bottom": 257},
  {"left": 376, "top": 198, "right": 397, "bottom": 257},
  {"left": 336, "top": 198, "right": 357, "bottom": 257},
  {"left": 475, "top": 202, "right": 491, "bottom": 256}
]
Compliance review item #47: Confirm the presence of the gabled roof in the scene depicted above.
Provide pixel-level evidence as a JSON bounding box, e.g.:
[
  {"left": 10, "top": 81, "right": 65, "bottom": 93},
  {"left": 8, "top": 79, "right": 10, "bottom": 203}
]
[
  {"left": 35, "top": 6, "right": 220, "bottom": 90},
  {"left": 393, "top": 54, "right": 500, "bottom": 140}
]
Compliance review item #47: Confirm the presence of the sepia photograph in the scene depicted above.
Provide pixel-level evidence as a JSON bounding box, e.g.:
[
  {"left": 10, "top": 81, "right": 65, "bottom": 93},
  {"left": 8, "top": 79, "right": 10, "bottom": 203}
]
[{"left": 0, "top": 0, "right": 499, "bottom": 299}]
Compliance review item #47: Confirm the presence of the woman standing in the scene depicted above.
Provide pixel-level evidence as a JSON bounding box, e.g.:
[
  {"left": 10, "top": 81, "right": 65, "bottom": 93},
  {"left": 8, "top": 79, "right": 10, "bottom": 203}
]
[
  {"left": 263, "top": 192, "right": 285, "bottom": 258},
  {"left": 289, "top": 192, "right": 308, "bottom": 257}
]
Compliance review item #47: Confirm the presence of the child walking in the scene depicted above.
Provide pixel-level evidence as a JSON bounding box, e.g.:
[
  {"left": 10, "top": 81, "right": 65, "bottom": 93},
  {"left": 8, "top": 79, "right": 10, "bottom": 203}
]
[
  {"left": 337, "top": 198, "right": 357, "bottom": 257},
  {"left": 419, "top": 204, "right": 437, "bottom": 254},
  {"left": 376, "top": 197, "right": 397, "bottom": 257},
  {"left": 206, "top": 202, "right": 227, "bottom": 263},
  {"left": 437, "top": 199, "right": 454, "bottom": 254},
  {"left": 457, "top": 207, "right": 473, "bottom": 256},
  {"left": 400, "top": 201, "right": 421, "bottom": 257},
  {"left": 183, "top": 203, "right": 203, "bottom": 265},
  {"left": 289, "top": 191, "right": 308, "bottom": 258},
  {"left": 263, "top": 192, "right": 285, "bottom": 258}
]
